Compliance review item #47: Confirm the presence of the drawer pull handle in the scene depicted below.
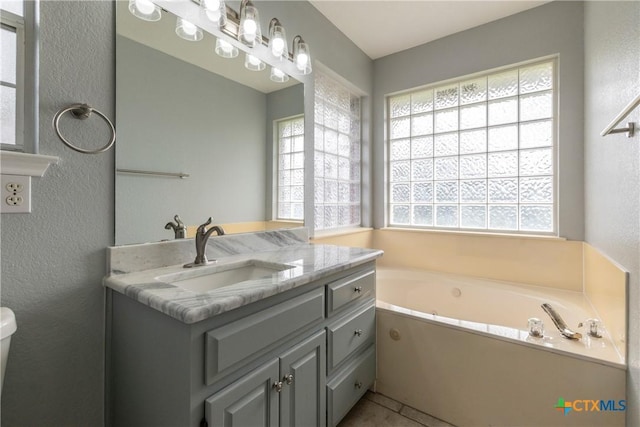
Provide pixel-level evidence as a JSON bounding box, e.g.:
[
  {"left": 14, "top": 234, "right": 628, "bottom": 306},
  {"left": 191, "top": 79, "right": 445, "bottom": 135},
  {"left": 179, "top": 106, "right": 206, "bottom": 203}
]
[
  {"left": 284, "top": 374, "right": 294, "bottom": 385},
  {"left": 354, "top": 329, "right": 363, "bottom": 337},
  {"left": 273, "top": 381, "right": 283, "bottom": 392},
  {"left": 354, "top": 286, "right": 363, "bottom": 293},
  {"left": 355, "top": 381, "right": 363, "bottom": 389}
]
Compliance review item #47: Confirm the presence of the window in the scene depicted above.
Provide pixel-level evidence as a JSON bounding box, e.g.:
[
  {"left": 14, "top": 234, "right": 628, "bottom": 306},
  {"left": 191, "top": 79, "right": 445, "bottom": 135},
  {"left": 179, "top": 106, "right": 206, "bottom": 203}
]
[
  {"left": 276, "top": 115, "right": 305, "bottom": 221},
  {"left": 1, "top": 0, "right": 25, "bottom": 149},
  {"left": 314, "top": 72, "right": 361, "bottom": 231},
  {"left": 387, "top": 59, "right": 555, "bottom": 234}
]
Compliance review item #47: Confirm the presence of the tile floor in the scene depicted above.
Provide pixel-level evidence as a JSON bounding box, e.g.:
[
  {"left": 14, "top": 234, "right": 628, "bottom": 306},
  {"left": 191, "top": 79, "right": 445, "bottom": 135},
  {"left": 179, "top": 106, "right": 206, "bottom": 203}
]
[{"left": 338, "top": 392, "right": 456, "bottom": 427}]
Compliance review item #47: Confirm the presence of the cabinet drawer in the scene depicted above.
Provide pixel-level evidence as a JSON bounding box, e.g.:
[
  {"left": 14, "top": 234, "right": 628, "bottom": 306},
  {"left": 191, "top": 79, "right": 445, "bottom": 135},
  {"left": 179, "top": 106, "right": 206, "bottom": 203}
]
[
  {"left": 327, "top": 345, "right": 375, "bottom": 427},
  {"left": 327, "top": 268, "right": 375, "bottom": 315},
  {"left": 327, "top": 301, "right": 375, "bottom": 371},
  {"left": 205, "top": 287, "right": 324, "bottom": 385}
]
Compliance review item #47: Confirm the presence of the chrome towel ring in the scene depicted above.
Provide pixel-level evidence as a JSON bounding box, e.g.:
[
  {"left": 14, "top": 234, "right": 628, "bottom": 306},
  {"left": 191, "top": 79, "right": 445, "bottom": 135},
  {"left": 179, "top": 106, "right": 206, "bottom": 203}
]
[{"left": 53, "top": 103, "right": 116, "bottom": 154}]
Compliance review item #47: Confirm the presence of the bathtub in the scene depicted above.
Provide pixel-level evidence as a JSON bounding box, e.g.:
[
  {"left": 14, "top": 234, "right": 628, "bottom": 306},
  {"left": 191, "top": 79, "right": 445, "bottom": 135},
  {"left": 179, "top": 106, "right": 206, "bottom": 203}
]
[{"left": 375, "top": 268, "right": 626, "bottom": 427}]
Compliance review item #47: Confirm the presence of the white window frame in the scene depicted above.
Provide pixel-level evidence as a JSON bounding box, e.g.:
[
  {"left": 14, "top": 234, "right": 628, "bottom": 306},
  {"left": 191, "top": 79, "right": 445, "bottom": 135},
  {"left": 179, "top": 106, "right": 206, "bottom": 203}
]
[
  {"left": 386, "top": 56, "right": 558, "bottom": 236},
  {"left": 1, "top": 9, "right": 25, "bottom": 150},
  {"left": 275, "top": 114, "right": 305, "bottom": 221}
]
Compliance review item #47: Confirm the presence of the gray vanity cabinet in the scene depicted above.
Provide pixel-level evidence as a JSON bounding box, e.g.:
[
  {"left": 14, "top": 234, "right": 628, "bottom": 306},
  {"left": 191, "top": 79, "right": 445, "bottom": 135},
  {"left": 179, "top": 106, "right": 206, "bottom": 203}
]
[{"left": 205, "top": 330, "right": 326, "bottom": 427}]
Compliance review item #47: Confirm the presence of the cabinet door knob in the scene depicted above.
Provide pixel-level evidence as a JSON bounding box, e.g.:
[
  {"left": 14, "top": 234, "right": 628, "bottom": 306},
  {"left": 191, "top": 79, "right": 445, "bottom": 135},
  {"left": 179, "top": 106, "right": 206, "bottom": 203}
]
[
  {"left": 354, "top": 381, "right": 363, "bottom": 389},
  {"left": 284, "top": 374, "right": 294, "bottom": 385},
  {"left": 354, "top": 286, "right": 362, "bottom": 293},
  {"left": 354, "top": 329, "right": 363, "bottom": 336},
  {"left": 273, "top": 381, "right": 283, "bottom": 392}
]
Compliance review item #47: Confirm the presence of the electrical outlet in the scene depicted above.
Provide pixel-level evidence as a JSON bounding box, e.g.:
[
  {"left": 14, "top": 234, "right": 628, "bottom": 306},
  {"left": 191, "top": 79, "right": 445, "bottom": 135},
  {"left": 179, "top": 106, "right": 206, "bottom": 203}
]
[{"left": 1, "top": 175, "right": 31, "bottom": 213}]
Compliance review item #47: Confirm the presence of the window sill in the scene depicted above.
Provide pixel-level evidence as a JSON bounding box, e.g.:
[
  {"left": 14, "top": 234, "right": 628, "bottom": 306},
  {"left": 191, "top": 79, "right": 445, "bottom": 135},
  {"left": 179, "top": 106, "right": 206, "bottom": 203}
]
[
  {"left": 380, "top": 227, "right": 567, "bottom": 242},
  {"left": 313, "top": 227, "right": 374, "bottom": 239},
  {"left": 0, "top": 151, "right": 59, "bottom": 176}
]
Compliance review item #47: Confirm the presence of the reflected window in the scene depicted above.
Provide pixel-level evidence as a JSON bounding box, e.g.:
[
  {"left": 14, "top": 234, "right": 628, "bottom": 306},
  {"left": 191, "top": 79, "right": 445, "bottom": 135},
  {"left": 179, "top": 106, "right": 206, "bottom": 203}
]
[
  {"left": 276, "top": 115, "right": 304, "bottom": 221},
  {"left": 1, "top": 0, "right": 24, "bottom": 149}
]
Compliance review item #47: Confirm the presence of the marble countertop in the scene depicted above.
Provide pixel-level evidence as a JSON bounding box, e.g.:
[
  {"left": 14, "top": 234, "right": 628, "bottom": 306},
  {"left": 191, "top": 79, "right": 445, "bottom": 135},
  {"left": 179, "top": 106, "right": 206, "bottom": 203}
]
[{"left": 104, "top": 230, "right": 382, "bottom": 324}]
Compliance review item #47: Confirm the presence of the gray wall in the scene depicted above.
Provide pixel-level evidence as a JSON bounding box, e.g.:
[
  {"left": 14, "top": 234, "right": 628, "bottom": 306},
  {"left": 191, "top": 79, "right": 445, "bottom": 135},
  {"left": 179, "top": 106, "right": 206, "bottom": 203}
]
[
  {"left": 584, "top": 1, "right": 640, "bottom": 424},
  {"left": 0, "top": 1, "right": 114, "bottom": 426},
  {"left": 116, "top": 36, "right": 267, "bottom": 245},
  {"left": 372, "top": 1, "right": 585, "bottom": 240}
]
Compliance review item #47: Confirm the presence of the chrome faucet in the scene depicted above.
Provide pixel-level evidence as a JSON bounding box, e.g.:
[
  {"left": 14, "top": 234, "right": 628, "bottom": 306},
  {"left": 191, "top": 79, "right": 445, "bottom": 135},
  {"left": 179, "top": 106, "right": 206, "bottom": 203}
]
[
  {"left": 184, "top": 217, "right": 225, "bottom": 268},
  {"left": 541, "top": 303, "right": 582, "bottom": 340},
  {"left": 165, "top": 215, "right": 186, "bottom": 239}
]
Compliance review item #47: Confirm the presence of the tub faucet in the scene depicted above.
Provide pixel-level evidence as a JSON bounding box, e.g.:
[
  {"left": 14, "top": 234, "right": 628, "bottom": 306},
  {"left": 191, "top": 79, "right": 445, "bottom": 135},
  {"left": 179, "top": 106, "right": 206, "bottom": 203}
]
[
  {"left": 165, "top": 215, "right": 186, "bottom": 239},
  {"left": 541, "top": 303, "right": 582, "bottom": 340},
  {"left": 184, "top": 217, "right": 225, "bottom": 268}
]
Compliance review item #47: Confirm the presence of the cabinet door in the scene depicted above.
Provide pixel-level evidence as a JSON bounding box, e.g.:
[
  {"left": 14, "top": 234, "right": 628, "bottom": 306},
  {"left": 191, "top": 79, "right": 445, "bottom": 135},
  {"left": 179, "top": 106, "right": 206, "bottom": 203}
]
[
  {"left": 205, "top": 358, "right": 279, "bottom": 427},
  {"left": 279, "top": 330, "right": 326, "bottom": 427}
]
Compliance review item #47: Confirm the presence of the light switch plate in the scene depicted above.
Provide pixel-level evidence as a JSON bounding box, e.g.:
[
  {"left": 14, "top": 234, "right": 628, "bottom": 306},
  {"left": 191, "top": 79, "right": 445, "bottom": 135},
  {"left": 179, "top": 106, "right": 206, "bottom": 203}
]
[{"left": 1, "top": 174, "right": 31, "bottom": 213}]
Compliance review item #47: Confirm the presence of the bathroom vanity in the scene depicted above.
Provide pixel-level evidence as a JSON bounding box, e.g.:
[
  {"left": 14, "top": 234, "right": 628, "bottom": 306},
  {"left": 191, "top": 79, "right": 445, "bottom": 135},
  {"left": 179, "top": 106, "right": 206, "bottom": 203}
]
[{"left": 104, "top": 228, "right": 382, "bottom": 427}]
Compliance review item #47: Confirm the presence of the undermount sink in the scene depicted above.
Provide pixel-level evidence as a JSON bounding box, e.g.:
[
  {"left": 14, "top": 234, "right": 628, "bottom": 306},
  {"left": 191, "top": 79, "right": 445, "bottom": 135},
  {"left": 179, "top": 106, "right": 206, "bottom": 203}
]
[{"left": 159, "top": 261, "right": 294, "bottom": 293}]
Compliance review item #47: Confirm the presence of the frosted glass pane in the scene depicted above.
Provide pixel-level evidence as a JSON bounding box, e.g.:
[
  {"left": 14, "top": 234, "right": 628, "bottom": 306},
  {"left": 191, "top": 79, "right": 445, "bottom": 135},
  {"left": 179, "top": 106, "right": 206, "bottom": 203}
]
[
  {"left": 1, "top": 86, "right": 17, "bottom": 145},
  {"left": 314, "top": 125, "right": 324, "bottom": 150},
  {"left": 324, "top": 130, "right": 338, "bottom": 154},
  {"left": 461, "top": 206, "right": 487, "bottom": 229},
  {"left": 1, "top": 27, "right": 17, "bottom": 85},
  {"left": 520, "top": 205, "right": 553, "bottom": 231},
  {"left": 279, "top": 138, "right": 291, "bottom": 154},
  {"left": 460, "top": 77, "right": 487, "bottom": 105},
  {"left": 325, "top": 180, "right": 338, "bottom": 202},
  {"left": 411, "top": 136, "right": 433, "bottom": 158},
  {"left": 460, "top": 180, "right": 487, "bottom": 203},
  {"left": 324, "top": 206, "right": 338, "bottom": 228},
  {"left": 350, "top": 161, "right": 361, "bottom": 181},
  {"left": 338, "top": 206, "right": 350, "bottom": 226},
  {"left": 338, "top": 112, "right": 350, "bottom": 133},
  {"left": 391, "top": 183, "right": 410, "bottom": 203},
  {"left": 435, "top": 84, "right": 458, "bottom": 110},
  {"left": 350, "top": 139, "right": 361, "bottom": 160},
  {"left": 434, "top": 108, "right": 458, "bottom": 133},
  {"left": 390, "top": 95, "right": 411, "bottom": 118},
  {"left": 411, "top": 159, "right": 433, "bottom": 181},
  {"left": 489, "top": 205, "right": 518, "bottom": 230},
  {"left": 337, "top": 88, "right": 350, "bottom": 110},
  {"left": 280, "top": 170, "right": 291, "bottom": 187},
  {"left": 292, "top": 136, "right": 304, "bottom": 152},
  {"left": 338, "top": 134, "right": 350, "bottom": 157},
  {"left": 279, "top": 121, "right": 292, "bottom": 138},
  {"left": 292, "top": 186, "right": 304, "bottom": 202},
  {"left": 351, "top": 94, "right": 361, "bottom": 117},
  {"left": 435, "top": 181, "right": 458, "bottom": 203},
  {"left": 314, "top": 100, "right": 324, "bottom": 125},
  {"left": 391, "top": 205, "right": 410, "bottom": 224},
  {"left": 324, "top": 105, "right": 338, "bottom": 129},
  {"left": 411, "top": 113, "right": 433, "bottom": 136},
  {"left": 292, "top": 169, "right": 304, "bottom": 185},
  {"left": 338, "top": 157, "right": 349, "bottom": 180},
  {"left": 434, "top": 133, "right": 458, "bottom": 157},
  {"left": 488, "top": 97, "right": 518, "bottom": 126},
  {"left": 351, "top": 205, "right": 361, "bottom": 224},
  {"left": 488, "top": 125, "right": 518, "bottom": 152},
  {"left": 279, "top": 154, "right": 291, "bottom": 170},
  {"left": 488, "top": 178, "right": 518, "bottom": 203},
  {"left": 314, "top": 179, "right": 324, "bottom": 202},
  {"left": 325, "top": 154, "right": 338, "bottom": 179},
  {"left": 314, "top": 151, "right": 324, "bottom": 177},
  {"left": 460, "top": 129, "right": 486, "bottom": 154},
  {"left": 292, "top": 203, "right": 303, "bottom": 220},
  {"left": 520, "top": 91, "right": 553, "bottom": 121},
  {"left": 390, "top": 139, "right": 411, "bottom": 161},
  {"left": 435, "top": 157, "right": 458, "bottom": 180},
  {"left": 520, "top": 176, "right": 553, "bottom": 203},
  {"left": 412, "top": 182, "right": 433, "bottom": 203},
  {"left": 412, "top": 205, "right": 433, "bottom": 226},
  {"left": 520, "top": 120, "right": 552, "bottom": 149},
  {"left": 412, "top": 90, "right": 434, "bottom": 113},
  {"left": 390, "top": 117, "right": 411, "bottom": 139},
  {"left": 292, "top": 153, "right": 304, "bottom": 169},
  {"left": 391, "top": 161, "right": 411, "bottom": 182},
  {"left": 314, "top": 206, "right": 324, "bottom": 230},
  {"left": 520, "top": 62, "right": 553, "bottom": 94},
  {"left": 279, "top": 203, "right": 291, "bottom": 219},
  {"left": 279, "top": 187, "right": 291, "bottom": 202},
  {"left": 520, "top": 148, "right": 552, "bottom": 176},
  {"left": 436, "top": 205, "right": 458, "bottom": 227},
  {"left": 350, "top": 183, "right": 361, "bottom": 202},
  {"left": 338, "top": 182, "right": 350, "bottom": 203},
  {"left": 488, "top": 151, "right": 518, "bottom": 177},
  {"left": 460, "top": 154, "right": 486, "bottom": 179},
  {"left": 460, "top": 104, "right": 487, "bottom": 130},
  {"left": 488, "top": 70, "right": 518, "bottom": 99}
]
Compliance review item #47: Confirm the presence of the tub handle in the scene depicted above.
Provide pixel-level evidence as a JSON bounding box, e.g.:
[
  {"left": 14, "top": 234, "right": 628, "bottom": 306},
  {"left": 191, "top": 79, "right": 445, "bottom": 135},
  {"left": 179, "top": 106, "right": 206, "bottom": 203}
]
[
  {"left": 354, "top": 381, "right": 363, "bottom": 389},
  {"left": 354, "top": 329, "right": 363, "bottom": 337},
  {"left": 354, "top": 286, "right": 362, "bottom": 293}
]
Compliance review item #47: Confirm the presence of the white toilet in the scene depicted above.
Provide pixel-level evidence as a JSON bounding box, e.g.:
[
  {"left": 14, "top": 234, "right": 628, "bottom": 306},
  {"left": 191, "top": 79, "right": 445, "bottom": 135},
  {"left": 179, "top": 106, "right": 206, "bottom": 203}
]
[{"left": 1, "top": 307, "right": 17, "bottom": 392}]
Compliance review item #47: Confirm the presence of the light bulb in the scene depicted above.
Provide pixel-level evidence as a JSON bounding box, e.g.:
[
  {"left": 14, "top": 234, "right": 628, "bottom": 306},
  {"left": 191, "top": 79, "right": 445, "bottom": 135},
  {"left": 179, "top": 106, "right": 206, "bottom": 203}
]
[
  {"left": 244, "top": 53, "right": 265, "bottom": 71},
  {"left": 182, "top": 21, "right": 197, "bottom": 36},
  {"left": 271, "top": 37, "right": 285, "bottom": 57},
  {"left": 296, "top": 53, "right": 308, "bottom": 70},
  {"left": 243, "top": 19, "right": 257, "bottom": 39},
  {"left": 215, "top": 38, "right": 238, "bottom": 58},
  {"left": 219, "top": 40, "right": 232, "bottom": 53},
  {"left": 203, "top": 0, "right": 222, "bottom": 22},
  {"left": 203, "top": 0, "right": 220, "bottom": 9},
  {"left": 135, "top": 0, "right": 155, "bottom": 15},
  {"left": 248, "top": 55, "right": 261, "bottom": 66}
]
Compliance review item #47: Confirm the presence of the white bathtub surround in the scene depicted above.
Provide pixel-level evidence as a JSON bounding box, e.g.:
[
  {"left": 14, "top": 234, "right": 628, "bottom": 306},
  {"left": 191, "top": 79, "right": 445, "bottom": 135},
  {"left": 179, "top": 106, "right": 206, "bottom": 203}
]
[
  {"left": 376, "top": 268, "right": 626, "bottom": 427},
  {"left": 104, "top": 228, "right": 383, "bottom": 323}
]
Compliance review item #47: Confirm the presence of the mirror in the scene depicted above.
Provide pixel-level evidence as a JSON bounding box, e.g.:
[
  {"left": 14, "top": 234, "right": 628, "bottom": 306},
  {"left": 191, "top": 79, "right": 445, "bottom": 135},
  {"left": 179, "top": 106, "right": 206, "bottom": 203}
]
[{"left": 115, "top": 1, "right": 304, "bottom": 245}]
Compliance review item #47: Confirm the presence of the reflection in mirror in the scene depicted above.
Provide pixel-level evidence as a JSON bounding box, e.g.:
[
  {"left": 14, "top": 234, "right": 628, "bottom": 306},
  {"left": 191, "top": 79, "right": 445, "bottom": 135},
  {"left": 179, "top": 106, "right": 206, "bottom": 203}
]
[{"left": 115, "top": 2, "right": 304, "bottom": 245}]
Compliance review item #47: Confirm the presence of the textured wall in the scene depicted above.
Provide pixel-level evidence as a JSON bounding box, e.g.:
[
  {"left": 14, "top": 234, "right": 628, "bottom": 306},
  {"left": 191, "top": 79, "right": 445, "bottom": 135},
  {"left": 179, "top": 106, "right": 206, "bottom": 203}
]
[
  {"left": 584, "top": 1, "right": 640, "bottom": 424},
  {"left": 0, "top": 1, "right": 114, "bottom": 426},
  {"left": 372, "top": 1, "right": 585, "bottom": 240}
]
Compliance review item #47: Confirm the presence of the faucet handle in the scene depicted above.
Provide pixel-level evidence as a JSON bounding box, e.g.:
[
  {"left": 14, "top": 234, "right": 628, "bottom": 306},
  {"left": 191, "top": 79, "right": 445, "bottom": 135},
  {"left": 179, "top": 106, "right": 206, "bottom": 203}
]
[
  {"left": 174, "top": 215, "right": 185, "bottom": 228},
  {"left": 165, "top": 214, "right": 187, "bottom": 239},
  {"left": 196, "top": 217, "right": 213, "bottom": 234},
  {"left": 578, "top": 318, "right": 602, "bottom": 338}
]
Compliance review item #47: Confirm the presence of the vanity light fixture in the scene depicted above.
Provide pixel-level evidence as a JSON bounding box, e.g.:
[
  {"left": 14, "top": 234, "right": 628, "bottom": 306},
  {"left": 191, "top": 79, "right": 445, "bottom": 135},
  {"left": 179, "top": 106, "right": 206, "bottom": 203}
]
[
  {"left": 238, "top": 0, "right": 262, "bottom": 48},
  {"left": 268, "top": 18, "right": 288, "bottom": 61},
  {"left": 128, "top": 0, "right": 161, "bottom": 22},
  {"left": 200, "top": 0, "right": 227, "bottom": 27},
  {"left": 292, "top": 35, "right": 312, "bottom": 75},
  {"left": 270, "top": 67, "right": 289, "bottom": 83},
  {"left": 244, "top": 53, "right": 266, "bottom": 71},
  {"left": 176, "top": 17, "right": 204, "bottom": 41},
  {"left": 215, "top": 38, "right": 238, "bottom": 58}
]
